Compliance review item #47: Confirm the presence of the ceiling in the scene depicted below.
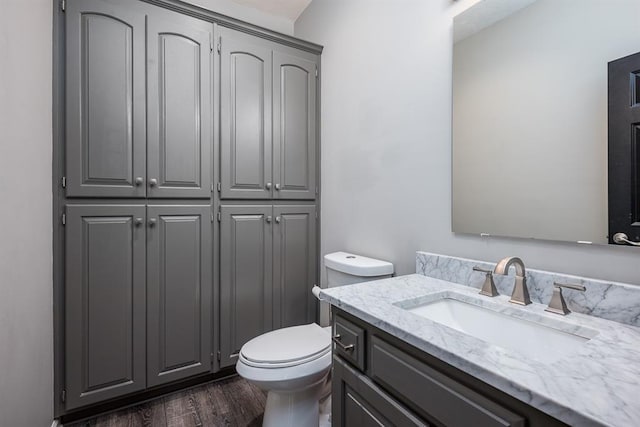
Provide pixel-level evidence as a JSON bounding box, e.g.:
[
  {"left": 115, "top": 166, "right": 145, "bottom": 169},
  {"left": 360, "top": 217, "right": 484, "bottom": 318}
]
[{"left": 230, "top": 0, "right": 313, "bottom": 21}]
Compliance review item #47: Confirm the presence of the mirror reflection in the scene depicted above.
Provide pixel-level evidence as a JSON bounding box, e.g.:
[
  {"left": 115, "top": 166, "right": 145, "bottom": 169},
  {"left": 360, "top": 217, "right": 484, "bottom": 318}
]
[{"left": 452, "top": 0, "right": 640, "bottom": 245}]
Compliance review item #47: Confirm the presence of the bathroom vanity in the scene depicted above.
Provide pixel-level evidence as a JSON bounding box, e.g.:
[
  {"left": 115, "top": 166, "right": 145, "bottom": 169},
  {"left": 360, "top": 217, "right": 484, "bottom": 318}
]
[{"left": 322, "top": 265, "right": 640, "bottom": 427}]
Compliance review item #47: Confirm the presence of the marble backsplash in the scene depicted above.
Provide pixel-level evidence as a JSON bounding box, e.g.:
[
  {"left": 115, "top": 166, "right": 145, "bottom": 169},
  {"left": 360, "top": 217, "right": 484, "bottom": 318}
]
[{"left": 416, "top": 251, "right": 640, "bottom": 327}]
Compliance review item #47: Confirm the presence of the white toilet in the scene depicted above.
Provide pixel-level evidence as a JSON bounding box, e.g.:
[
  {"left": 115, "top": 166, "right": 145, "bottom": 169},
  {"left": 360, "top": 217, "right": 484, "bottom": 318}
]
[{"left": 236, "top": 251, "right": 394, "bottom": 427}]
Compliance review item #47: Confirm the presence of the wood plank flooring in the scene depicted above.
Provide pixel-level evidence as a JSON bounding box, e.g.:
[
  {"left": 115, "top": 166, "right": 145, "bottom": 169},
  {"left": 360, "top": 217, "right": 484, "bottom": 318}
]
[{"left": 67, "top": 376, "right": 266, "bottom": 427}]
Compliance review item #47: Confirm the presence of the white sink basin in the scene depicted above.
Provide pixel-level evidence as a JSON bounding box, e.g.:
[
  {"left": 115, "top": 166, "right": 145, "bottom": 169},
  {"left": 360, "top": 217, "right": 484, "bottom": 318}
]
[{"left": 397, "top": 293, "right": 597, "bottom": 363}]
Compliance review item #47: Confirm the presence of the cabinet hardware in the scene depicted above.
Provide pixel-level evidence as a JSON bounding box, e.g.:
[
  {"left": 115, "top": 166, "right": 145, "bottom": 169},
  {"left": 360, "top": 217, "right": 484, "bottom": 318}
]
[
  {"left": 217, "top": 212, "right": 221, "bottom": 222},
  {"left": 315, "top": 67, "right": 318, "bottom": 78},
  {"left": 149, "top": 178, "right": 158, "bottom": 187},
  {"left": 266, "top": 216, "right": 272, "bottom": 223},
  {"left": 332, "top": 334, "right": 354, "bottom": 352},
  {"left": 134, "top": 217, "right": 143, "bottom": 227},
  {"left": 216, "top": 182, "right": 221, "bottom": 192},
  {"left": 265, "top": 182, "right": 272, "bottom": 190},
  {"left": 274, "top": 183, "right": 281, "bottom": 191},
  {"left": 217, "top": 38, "right": 221, "bottom": 54},
  {"left": 61, "top": 389, "right": 66, "bottom": 403},
  {"left": 61, "top": 213, "right": 66, "bottom": 226},
  {"left": 275, "top": 216, "right": 281, "bottom": 224},
  {"left": 148, "top": 218, "right": 157, "bottom": 227},
  {"left": 60, "top": 0, "right": 65, "bottom": 12},
  {"left": 61, "top": 176, "right": 66, "bottom": 188},
  {"left": 315, "top": 186, "right": 318, "bottom": 194},
  {"left": 135, "top": 177, "right": 144, "bottom": 186},
  {"left": 211, "top": 182, "right": 214, "bottom": 192},
  {"left": 210, "top": 213, "right": 214, "bottom": 223}
]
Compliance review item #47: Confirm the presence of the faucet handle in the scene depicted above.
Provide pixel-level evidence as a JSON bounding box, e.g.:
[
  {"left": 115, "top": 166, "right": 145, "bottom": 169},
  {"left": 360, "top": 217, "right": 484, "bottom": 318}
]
[
  {"left": 545, "top": 282, "right": 586, "bottom": 315},
  {"left": 473, "top": 266, "right": 499, "bottom": 297}
]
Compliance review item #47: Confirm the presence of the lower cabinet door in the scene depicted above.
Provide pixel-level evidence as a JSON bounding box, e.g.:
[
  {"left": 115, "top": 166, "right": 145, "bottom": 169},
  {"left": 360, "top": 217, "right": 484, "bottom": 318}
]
[
  {"left": 273, "top": 205, "right": 316, "bottom": 328},
  {"left": 65, "top": 204, "right": 147, "bottom": 410},
  {"left": 219, "top": 205, "right": 273, "bottom": 367},
  {"left": 146, "top": 205, "right": 212, "bottom": 386},
  {"left": 332, "top": 356, "right": 427, "bottom": 427}
]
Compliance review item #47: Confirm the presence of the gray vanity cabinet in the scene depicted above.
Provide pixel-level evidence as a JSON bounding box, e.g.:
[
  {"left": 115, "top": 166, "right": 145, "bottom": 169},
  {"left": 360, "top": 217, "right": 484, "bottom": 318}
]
[
  {"left": 273, "top": 205, "right": 317, "bottom": 328},
  {"left": 219, "top": 205, "right": 274, "bottom": 367},
  {"left": 219, "top": 29, "right": 318, "bottom": 200},
  {"left": 272, "top": 52, "right": 317, "bottom": 200},
  {"left": 219, "top": 30, "right": 273, "bottom": 200},
  {"left": 219, "top": 204, "right": 317, "bottom": 367},
  {"left": 146, "top": 11, "right": 213, "bottom": 199},
  {"left": 65, "top": 0, "right": 147, "bottom": 198},
  {"left": 65, "top": 204, "right": 147, "bottom": 410},
  {"left": 146, "top": 205, "right": 212, "bottom": 387},
  {"left": 65, "top": 0, "right": 213, "bottom": 198}
]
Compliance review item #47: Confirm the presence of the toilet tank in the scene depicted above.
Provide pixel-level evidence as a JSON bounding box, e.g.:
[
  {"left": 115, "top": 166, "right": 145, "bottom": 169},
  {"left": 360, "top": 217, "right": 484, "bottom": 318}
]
[{"left": 324, "top": 252, "right": 394, "bottom": 287}]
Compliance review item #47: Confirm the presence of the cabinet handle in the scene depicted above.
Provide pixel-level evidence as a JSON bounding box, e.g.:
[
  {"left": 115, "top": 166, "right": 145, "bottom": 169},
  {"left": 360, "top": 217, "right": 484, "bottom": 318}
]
[
  {"left": 149, "top": 178, "right": 158, "bottom": 187},
  {"left": 266, "top": 216, "right": 272, "bottom": 223},
  {"left": 265, "top": 182, "right": 272, "bottom": 190},
  {"left": 134, "top": 177, "right": 144, "bottom": 186},
  {"left": 332, "top": 334, "right": 354, "bottom": 352},
  {"left": 275, "top": 216, "right": 281, "bottom": 224},
  {"left": 134, "top": 217, "right": 143, "bottom": 227},
  {"left": 148, "top": 218, "right": 157, "bottom": 227},
  {"left": 274, "top": 183, "right": 281, "bottom": 191}
]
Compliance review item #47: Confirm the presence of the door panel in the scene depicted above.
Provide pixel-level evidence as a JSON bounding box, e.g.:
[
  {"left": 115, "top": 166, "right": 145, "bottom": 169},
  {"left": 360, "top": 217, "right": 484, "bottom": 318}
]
[
  {"left": 147, "top": 205, "right": 212, "bottom": 386},
  {"left": 66, "top": 0, "right": 146, "bottom": 197},
  {"left": 147, "top": 12, "right": 212, "bottom": 198},
  {"left": 608, "top": 52, "right": 640, "bottom": 244},
  {"left": 273, "top": 205, "right": 316, "bottom": 328},
  {"left": 220, "top": 31, "right": 273, "bottom": 199},
  {"left": 220, "top": 205, "right": 273, "bottom": 367},
  {"left": 65, "top": 204, "right": 146, "bottom": 409},
  {"left": 273, "top": 52, "right": 317, "bottom": 200}
]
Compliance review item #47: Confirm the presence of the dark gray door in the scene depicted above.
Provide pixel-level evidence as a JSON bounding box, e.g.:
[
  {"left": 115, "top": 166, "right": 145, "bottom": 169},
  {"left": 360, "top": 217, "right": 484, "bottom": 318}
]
[
  {"left": 220, "top": 205, "right": 273, "bottom": 367},
  {"left": 146, "top": 205, "right": 212, "bottom": 386},
  {"left": 220, "top": 30, "right": 273, "bottom": 199},
  {"left": 65, "top": 204, "right": 146, "bottom": 409},
  {"left": 608, "top": 51, "right": 640, "bottom": 244},
  {"left": 147, "top": 11, "right": 213, "bottom": 198},
  {"left": 273, "top": 51, "right": 317, "bottom": 200},
  {"left": 273, "top": 205, "right": 316, "bottom": 328},
  {"left": 65, "top": 0, "right": 146, "bottom": 198}
]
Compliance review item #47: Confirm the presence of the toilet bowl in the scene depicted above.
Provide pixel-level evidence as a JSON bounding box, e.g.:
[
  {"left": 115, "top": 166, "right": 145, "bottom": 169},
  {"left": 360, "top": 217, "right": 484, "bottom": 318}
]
[{"left": 236, "top": 252, "right": 394, "bottom": 427}]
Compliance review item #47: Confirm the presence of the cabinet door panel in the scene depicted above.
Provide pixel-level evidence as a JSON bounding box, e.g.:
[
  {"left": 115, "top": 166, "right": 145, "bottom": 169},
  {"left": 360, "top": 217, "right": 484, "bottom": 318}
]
[
  {"left": 147, "top": 12, "right": 212, "bottom": 198},
  {"left": 220, "top": 31, "right": 272, "bottom": 199},
  {"left": 66, "top": 0, "right": 146, "bottom": 197},
  {"left": 273, "top": 52, "right": 317, "bottom": 200},
  {"left": 273, "top": 205, "right": 316, "bottom": 328},
  {"left": 147, "top": 205, "right": 212, "bottom": 386},
  {"left": 65, "top": 204, "right": 146, "bottom": 409},
  {"left": 220, "top": 205, "right": 273, "bottom": 367}
]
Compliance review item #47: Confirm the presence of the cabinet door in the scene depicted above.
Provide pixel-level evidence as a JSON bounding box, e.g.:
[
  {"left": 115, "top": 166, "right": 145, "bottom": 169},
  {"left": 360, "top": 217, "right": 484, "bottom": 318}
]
[
  {"left": 65, "top": 0, "right": 146, "bottom": 198},
  {"left": 220, "top": 205, "right": 273, "bottom": 367},
  {"left": 220, "top": 30, "right": 273, "bottom": 199},
  {"left": 147, "top": 11, "right": 213, "bottom": 198},
  {"left": 272, "top": 51, "right": 317, "bottom": 200},
  {"left": 65, "top": 204, "right": 146, "bottom": 410},
  {"left": 147, "top": 205, "right": 212, "bottom": 386},
  {"left": 273, "top": 205, "right": 316, "bottom": 328}
]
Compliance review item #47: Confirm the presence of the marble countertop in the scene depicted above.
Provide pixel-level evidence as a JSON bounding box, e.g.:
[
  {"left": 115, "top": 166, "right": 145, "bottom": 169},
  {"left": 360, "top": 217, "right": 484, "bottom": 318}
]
[{"left": 320, "top": 274, "right": 640, "bottom": 427}]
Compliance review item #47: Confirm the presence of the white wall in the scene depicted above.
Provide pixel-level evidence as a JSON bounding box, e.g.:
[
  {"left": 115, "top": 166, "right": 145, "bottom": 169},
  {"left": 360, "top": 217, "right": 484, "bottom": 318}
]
[
  {"left": 0, "top": 0, "right": 53, "bottom": 426},
  {"left": 295, "top": 0, "right": 640, "bottom": 286},
  {"left": 186, "top": 0, "right": 295, "bottom": 34}
]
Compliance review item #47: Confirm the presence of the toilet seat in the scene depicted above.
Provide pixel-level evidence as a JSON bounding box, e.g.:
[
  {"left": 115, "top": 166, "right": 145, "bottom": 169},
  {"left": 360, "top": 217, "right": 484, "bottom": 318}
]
[{"left": 240, "top": 323, "right": 331, "bottom": 368}]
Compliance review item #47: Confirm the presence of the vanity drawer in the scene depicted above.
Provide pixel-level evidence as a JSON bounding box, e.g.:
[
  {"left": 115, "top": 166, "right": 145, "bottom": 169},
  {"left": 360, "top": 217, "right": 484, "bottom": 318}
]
[
  {"left": 333, "top": 314, "right": 366, "bottom": 370},
  {"left": 370, "top": 336, "right": 525, "bottom": 427},
  {"left": 333, "top": 356, "right": 428, "bottom": 427}
]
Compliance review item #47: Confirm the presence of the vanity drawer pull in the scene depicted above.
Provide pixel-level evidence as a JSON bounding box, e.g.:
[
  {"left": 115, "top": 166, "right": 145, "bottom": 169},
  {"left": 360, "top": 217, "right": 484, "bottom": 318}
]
[{"left": 332, "top": 334, "right": 355, "bottom": 352}]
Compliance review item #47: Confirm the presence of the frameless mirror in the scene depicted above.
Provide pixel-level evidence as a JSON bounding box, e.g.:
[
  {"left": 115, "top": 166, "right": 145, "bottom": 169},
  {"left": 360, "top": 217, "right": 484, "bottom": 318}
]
[{"left": 452, "top": 0, "right": 640, "bottom": 245}]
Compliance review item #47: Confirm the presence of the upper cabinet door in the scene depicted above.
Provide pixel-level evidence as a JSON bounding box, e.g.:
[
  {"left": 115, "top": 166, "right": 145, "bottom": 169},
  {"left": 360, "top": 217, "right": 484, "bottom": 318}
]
[
  {"left": 220, "top": 30, "right": 273, "bottom": 199},
  {"left": 147, "top": 11, "right": 213, "bottom": 198},
  {"left": 273, "top": 205, "right": 317, "bottom": 328},
  {"left": 65, "top": 0, "right": 146, "bottom": 198},
  {"left": 146, "top": 205, "right": 212, "bottom": 386},
  {"left": 65, "top": 204, "right": 146, "bottom": 409},
  {"left": 272, "top": 51, "right": 317, "bottom": 200}
]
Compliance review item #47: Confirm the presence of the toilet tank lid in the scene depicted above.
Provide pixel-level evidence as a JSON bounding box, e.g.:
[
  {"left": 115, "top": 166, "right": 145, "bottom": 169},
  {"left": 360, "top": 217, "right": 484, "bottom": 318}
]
[{"left": 324, "top": 252, "right": 394, "bottom": 276}]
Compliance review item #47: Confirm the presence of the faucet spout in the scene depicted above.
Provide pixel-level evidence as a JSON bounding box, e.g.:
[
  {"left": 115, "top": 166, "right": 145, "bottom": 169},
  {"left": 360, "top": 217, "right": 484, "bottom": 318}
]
[{"left": 493, "top": 257, "right": 532, "bottom": 305}]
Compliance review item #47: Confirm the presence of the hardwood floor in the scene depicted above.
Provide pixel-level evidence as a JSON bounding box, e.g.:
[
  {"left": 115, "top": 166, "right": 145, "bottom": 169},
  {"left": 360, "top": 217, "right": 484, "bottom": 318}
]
[{"left": 66, "top": 376, "right": 266, "bottom": 427}]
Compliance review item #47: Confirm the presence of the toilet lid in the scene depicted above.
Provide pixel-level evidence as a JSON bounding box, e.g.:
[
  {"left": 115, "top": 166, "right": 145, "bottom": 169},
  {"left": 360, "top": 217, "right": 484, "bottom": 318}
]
[{"left": 240, "top": 323, "right": 331, "bottom": 368}]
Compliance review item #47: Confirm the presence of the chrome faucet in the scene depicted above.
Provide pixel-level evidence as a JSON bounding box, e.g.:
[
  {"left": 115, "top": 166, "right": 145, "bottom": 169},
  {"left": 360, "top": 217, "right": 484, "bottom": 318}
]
[{"left": 493, "top": 257, "right": 531, "bottom": 305}]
